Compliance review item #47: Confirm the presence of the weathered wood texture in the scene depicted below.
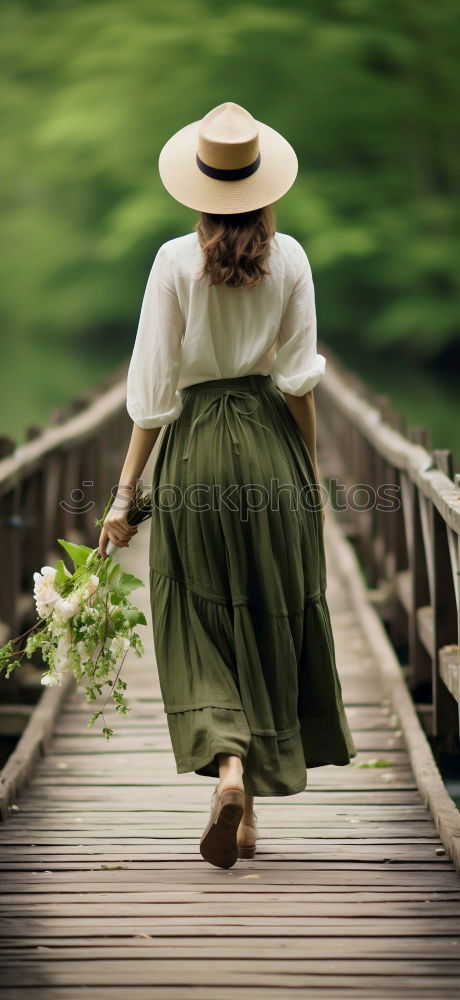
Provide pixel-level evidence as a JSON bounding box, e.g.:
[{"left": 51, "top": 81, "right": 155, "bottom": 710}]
[
  {"left": 0, "top": 361, "right": 131, "bottom": 709},
  {"left": 315, "top": 347, "right": 460, "bottom": 748},
  {"left": 0, "top": 480, "right": 459, "bottom": 998}
]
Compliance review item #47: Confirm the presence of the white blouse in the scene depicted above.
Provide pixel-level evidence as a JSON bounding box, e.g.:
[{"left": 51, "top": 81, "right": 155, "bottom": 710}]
[{"left": 126, "top": 230, "right": 326, "bottom": 429}]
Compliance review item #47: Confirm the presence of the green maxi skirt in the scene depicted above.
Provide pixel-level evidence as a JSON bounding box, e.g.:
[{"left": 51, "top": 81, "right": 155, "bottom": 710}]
[{"left": 149, "top": 373, "right": 356, "bottom": 797}]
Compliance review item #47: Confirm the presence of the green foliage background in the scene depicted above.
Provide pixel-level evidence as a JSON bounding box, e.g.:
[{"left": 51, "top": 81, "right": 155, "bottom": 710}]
[{"left": 1, "top": 0, "right": 459, "bottom": 452}]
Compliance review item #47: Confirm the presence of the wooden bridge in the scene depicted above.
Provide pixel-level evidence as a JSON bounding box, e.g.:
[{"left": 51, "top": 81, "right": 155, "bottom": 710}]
[{"left": 0, "top": 349, "right": 459, "bottom": 997}]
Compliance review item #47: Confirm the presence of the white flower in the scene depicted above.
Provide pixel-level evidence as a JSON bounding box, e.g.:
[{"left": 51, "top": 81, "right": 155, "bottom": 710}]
[
  {"left": 76, "top": 640, "right": 91, "bottom": 662},
  {"left": 53, "top": 591, "right": 82, "bottom": 620},
  {"left": 80, "top": 605, "right": 99, "bottom": 623},
  {"left": 57, "top": 628, "right": 72, "bottom": 654},
  {"left": 53, "top": 599, "right": 73, "bottom": 620},
  {"left": 46, "top": 625, "right": 73, "bottom": 677},
  {"left": 109, "top": 634, "right": 130, "bottom": 659},
  {"left": 40, "top": 566, "right": 56, "bottom": 580},
  {"left": 85, "top": 575, "right": 99, "bottom": 597},
  {"left": 41, "top": 672, "right": 59, "bottom": 687},
  {"left": 33, "top": 570, "right": 61, "bottom": 618},
  {"left": 48, "top": 614, "right": 68, "bottom": 638}
]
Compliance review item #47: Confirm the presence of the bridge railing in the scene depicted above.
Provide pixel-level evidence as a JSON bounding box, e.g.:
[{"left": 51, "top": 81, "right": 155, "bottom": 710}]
[
  {"left": 0, "top": 361, "right": 132, "bottom": 720},
  {"left": 0, "top": 350, "right": 459, "bottom": 754},
  {"left": 315, "top": 346, "right": 460, "bottom": 752}
]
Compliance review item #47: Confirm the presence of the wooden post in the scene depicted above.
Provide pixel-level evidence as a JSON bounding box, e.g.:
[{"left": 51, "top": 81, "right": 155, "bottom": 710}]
[{"left": 430, "top": 451, "right": 459, "bottom": 746}]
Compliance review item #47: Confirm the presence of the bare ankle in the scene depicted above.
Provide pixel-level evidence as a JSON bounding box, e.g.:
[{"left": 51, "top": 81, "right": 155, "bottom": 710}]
[{"left": 216, "top": 752, "right": 244, "bottom": 790}]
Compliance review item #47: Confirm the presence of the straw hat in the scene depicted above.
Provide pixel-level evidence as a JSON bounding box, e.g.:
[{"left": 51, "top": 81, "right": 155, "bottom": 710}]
[{"left": 158, "top": 101, "right": 298, "bottom": 214}]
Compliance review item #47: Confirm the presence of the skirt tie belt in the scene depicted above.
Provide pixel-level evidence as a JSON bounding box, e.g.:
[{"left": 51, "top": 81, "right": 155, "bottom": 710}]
[{"left": 182, "top": 390, "right": 273, "bottom": 462}]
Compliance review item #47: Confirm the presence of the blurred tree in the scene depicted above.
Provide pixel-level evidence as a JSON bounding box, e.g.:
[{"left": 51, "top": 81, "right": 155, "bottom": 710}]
[{"left": 0, "top": 0, "right": 459, "bottom": 437}]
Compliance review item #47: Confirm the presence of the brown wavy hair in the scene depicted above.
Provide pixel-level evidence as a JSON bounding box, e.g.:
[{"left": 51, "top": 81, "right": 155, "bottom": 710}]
[{"left": 194, "top": 204, "right": 276, "bottom": 288}]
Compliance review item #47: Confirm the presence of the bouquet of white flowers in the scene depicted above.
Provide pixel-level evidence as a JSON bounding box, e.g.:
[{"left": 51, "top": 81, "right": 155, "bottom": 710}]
[{"left": 0, "top": 485, "right": 153, "bottom": 739}]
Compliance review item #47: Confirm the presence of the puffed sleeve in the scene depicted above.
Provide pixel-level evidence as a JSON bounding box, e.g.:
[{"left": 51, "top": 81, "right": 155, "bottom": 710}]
[
  {"left": 272, "top": 245, "right": 326, "bottom": 395},
  {"left": 126, "top": 244, "right": 185, "bottom": 428}
]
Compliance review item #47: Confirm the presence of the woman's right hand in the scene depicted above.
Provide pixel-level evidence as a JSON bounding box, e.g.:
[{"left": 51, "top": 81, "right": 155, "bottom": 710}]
[{"left": 98, "top": 493, "right": 138, "bottom": 558}]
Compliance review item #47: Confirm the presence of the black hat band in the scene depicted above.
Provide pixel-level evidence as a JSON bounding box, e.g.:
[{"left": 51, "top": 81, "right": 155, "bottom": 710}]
[{"left": 196, "top": 151, "right": 261, "bottom": 181}]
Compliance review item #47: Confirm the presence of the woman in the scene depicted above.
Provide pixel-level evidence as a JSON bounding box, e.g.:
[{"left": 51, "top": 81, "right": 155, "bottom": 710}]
[{"left": 98, "top": 102, "right": 356, "bottom": 870}]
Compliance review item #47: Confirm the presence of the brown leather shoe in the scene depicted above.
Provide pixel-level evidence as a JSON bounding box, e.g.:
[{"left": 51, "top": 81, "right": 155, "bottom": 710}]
[
  {"left": 237, "top": 812, "right": 259, "bottom": 859},
  {"left": 199, "top": 783, "right": 245, "bottom": 869}
]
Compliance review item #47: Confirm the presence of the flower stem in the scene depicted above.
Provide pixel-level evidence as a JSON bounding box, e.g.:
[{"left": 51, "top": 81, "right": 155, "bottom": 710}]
[{"left": 101, "top": 645, "right": 130, "bottom": 712}]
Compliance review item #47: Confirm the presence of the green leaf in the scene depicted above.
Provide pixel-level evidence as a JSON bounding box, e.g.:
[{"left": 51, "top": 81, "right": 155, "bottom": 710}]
[
  {"left": 350, "top": 758, "right": 394, "bottom": 768},
  {"left": 123, "top": 608, "right": 147, "bottom": 627},
  {"left": 0, "top": 640, "right": 19, "bottom": 678},
  {"left": 87, "top": 711, "right": 102, "bottom": 728},
  {"left": 96, "top": 559, "right": 110, "bottom": 585},
  {"left": 58, "top": 539, "right": 94, "bottom": 571},
  {"left": 54, "top": 558, "right": 70, "bottom": 589},
  {"left": 107, "top": 562, "right": 122, "bottom": 587},
  {"left": 117, "top": 571, "right": 145, "bottom": 595}
]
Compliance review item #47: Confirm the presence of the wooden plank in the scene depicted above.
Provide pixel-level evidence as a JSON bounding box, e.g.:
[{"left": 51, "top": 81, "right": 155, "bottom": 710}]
[
  {"left": 0, "top": 844, "right": 451, "bottom": 861},
  {"left": 2, "top": 917, "right": 460, "bottom": 937},
  {"left": 0, "top": 958, "right": 460, "bottom": 987},
  {"left": 0, "top": 988, "right": 458, "bottom": 1000},
  {"left": 1, "top": 939, "right": 460, "bottom": 960},
  {"left": 0, "top": 990, "right": 458, "bottom": 1000},
  {"left": 2, "top": 887, "right": 458, "bottom": 904},
  {"left": 0, "top": 831, "right": 443, "bottom": 845},
  {"left": 0, "top": 860, "right": 452, "bottom": 872},
  {"left": 2, "top": 802, "right": 430, "bottom": 818},
  {"left": 3, "top": 868, "right": 459, "bottom": 886},
  {"left": 1, "top": 900, "right": 459, "bottom": 918},
  {"left": 0, "top": 822, "right": 433, "bottom": 837}
]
